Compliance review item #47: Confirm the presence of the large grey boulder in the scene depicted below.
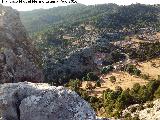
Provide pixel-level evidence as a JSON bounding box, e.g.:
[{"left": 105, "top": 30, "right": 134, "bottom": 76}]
[
  {"left": 0, "top": 4, "right": 44, "bottom": 83},
  {"left": 0, "top": 82, "right": 96, "bottom": 120}
]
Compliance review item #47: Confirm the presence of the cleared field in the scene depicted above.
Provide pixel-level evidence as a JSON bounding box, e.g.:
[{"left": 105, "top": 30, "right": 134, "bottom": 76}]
[
  {"left": 82, "top": 58, "right": 160, "bottom": 97},
  {"left": 82, "top": 71, "right": 148, "bottom": 97},
  {"left": 137, "top": 58, "right": 160, "bottom": 79}
]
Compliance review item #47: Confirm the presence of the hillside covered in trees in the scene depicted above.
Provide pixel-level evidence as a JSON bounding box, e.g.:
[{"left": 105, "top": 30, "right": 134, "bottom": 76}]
[
  {"left": 19, "top": 3, "right": 160, "bottom": 85},
  {"left": 20, "top": 3, "right": 160, "bottom": 33}
]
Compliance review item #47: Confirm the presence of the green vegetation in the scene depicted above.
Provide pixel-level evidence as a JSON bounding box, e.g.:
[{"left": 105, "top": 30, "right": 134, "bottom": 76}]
[
  {"left": 154, "top": 86, "right": 160, "bottom": 98},
  {"left": 146, "top": 102, "right": 154, "bottom": 108},
  {"left": 124, "top": 114, "right": 140, "bottom": 120},
  {"left": 158, "top": 75, "right": 160, "bottom": 80},
  {"left": 123, "top": 64, "right": 141, "bottom": 76},
  {"left": 20, "top": 3, "right": 160, "bottom": 85},
  {"left": 64, "top": 79, "right": 82, "bottom": 91},
  {"left": 101, "top": 65, "right": 114, "bottom": 74},
  {"left": 126, "top": 42, "right": 160, "bottom": 61},
  {"left": 82, "top": 72, "right": 99, "bottom": 81},
  {"left": 109, "top": 76, "right": 116, "bottom": 83},
  {"left": 140, "top": 74, "right": 150, "bottom": 80},
  {"left": 96, "top": 4, "right": 160, "bottom": 30},
  {"left": 87, "top": 72, "right": 99, "bottom": 81},
  {"left": 85, "top": 82, "right": 94, "bottom": 90},
  {"left": 65, "top": 79, "right": 160, "bottom": 118},
  {"left": 20, "top": 4, "right": 160, "bottom": 34},
  {"left": 99, "top": 80, "right": 160, "bottom": 118},
  {"left": 96, "top": 81, "right": 101, "bottom": 87},
  {"left": 20, "top": 3, "right": 119, "bottom": 33},
  {"left": 18, "top": 3, "right": 160, "bottom": 120},
  {"left": 111, "top": 51, "right": 126, "bottom": 62}
]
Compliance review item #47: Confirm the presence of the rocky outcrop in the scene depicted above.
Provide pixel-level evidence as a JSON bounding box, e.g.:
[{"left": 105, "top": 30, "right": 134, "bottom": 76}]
[
  {"left": 122, "top": 99, "right": 160, "bottom": 120},
  {"left": 45, "top": 46, "right": 96, "bottom": 83},
  {"left": 0, "top": 4, "right": 43, "bottom": 83},
  {"left": 0, "top": 82, "right": 96, "bottom": 120}
]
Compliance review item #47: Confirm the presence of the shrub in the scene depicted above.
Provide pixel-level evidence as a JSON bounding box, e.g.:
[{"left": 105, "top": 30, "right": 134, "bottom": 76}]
[
  {"left": 146, "top": 102, "right": 154, "bottom": 108},
  {"left": 132, "top": 115, "right": 140, "bottom": 120},
  {"left": 140, "top": 74, "right": 149, "bottom": 80},
  {"left": 86, "top": 72, "right": 99, "bottom": 81},
  {"left": 82, "top": 76, "right": 87, "bottom": 81},
  {"left": 134, "top": 69, "right": 141, "bottom": 76},
  {"left": 110, "top": 76, "right": 116, "bottom": 83},
  {"left": 147, "top": 110, "right": 151, "bottom": 113},
  {"left": 111, "top": 51, "right": 126, "bottom": 63},
  {"left": 67, "top": 79, "right": 81, "bottom": 91},
  {"left": 147, "top": 80, "right": 160, "bottom": 95},
  {"left": 112, "top": 110, "right": 122, "bottom": 118},
  {"left": 78, "top": 89, "right": 89, "bottom": 101},
  {"left": 85, "top": 82, "right": 94, "bottom": 90},
  {"left": 116, "top": 90, "right": 132, "bottom": 109},
  {"left": 124, "top": 113, "right": 132, "bottom": 119},
  {"left": 137, "top": 85, "right": 150, "bottom": 103},
  {"left": 90, "top": 96, "right": 99, "bottom": 103},
  {"left": 96, "top": 80, "right": 101, "bottom": 87},
  {"left": 130, "top": 106, "right": 137, "bottom": 113},
  {"left": 115, "top": 86, "right": 123, "bottom": 92},
  {"left": 137, "top": 104, "right": 144, "bottom": 111},
  {"left": 124, "top": 64, "right": 141, "bottom": 76},
  {"left": 132, "top": 83, "right": 140, "bottom": 92},
  {"left": 154, "top": 86, "right": 160, "bottom": 98},
  {"left": 151, "top": 62, "right": 156, "bottom": 67}
]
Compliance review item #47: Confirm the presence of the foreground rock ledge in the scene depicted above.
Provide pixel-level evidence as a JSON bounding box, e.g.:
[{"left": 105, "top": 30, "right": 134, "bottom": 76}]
[{"left": 0, "top": 82, "right": 96, "bottom": 120}]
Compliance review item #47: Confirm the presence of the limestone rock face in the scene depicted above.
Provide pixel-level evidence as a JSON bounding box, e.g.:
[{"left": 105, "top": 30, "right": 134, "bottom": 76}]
[
  {"left": 0, "top": 82, "right": 96, "bottom": 120},
  {"left": 0, "top": 4, "right": 44, "bottom": 83}
]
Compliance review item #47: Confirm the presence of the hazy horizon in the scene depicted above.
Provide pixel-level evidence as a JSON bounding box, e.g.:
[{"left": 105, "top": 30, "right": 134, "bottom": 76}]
[{"left": 1, "top": 0, "right": 160, "bottom": 11}]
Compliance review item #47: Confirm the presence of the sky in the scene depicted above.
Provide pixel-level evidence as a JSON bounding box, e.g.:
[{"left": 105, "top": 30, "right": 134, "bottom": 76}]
[{"left": 1, "top": 0, "right": 160, "bottom": 11}]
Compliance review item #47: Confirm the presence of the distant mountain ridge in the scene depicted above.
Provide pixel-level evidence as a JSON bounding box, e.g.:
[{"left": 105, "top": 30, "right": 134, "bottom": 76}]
[
  {"left": 20, "top": 3, "right": 119, "bottom": 33},
  {"left": 20, "top": 3, "right": 160, "bottom": 33}
]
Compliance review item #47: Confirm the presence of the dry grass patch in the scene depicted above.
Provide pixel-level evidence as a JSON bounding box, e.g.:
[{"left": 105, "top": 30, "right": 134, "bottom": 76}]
[
  {"left": 83, "top": 71, "right": 148, "bottom": 97},
  {"left": 137, "top": 58, "right": 160, "bottom": 79},
  {"left": 156, "top": 32, "right": 160, "bottom": 41}
]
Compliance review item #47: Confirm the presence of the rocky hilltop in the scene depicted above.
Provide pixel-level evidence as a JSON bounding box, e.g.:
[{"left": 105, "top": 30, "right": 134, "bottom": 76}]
[
  {"left": 0, "top": 82, "right": 96, "bottom": 120},
  {"left": 0, "top": 4, "right": 43, "bottom": 83}
]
